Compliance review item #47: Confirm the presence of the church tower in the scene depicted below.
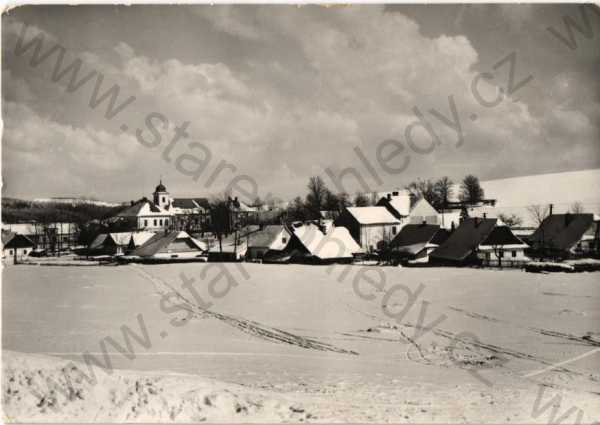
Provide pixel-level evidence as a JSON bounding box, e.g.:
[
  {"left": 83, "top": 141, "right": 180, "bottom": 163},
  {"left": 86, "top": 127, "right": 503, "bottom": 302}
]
[{"left": 153, "top": 180, "right": 170, "bottom": 209}]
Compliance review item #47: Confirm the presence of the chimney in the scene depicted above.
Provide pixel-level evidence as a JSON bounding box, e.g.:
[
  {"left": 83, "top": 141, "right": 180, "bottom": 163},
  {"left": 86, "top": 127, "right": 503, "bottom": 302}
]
[
  {"left": 422, "top": 220, "right": 427, "bottom": 225},
  {"left": 483, "top": 213, "right": 487, "bottom": 219},
  {"left": 234, "top": 197, "right": 238, "bottom": 202},
  {"left": 549, "top": 203, "right": 553, "bottom": 216},
  {"left": 392, "top": 191, "right": 399, "bottom": 196},
  {"left": 387, "top": 193, "right": 392, "bottom": 200},
  {"left": 565, "top": 212, "right": 572, "bottom": 226}
]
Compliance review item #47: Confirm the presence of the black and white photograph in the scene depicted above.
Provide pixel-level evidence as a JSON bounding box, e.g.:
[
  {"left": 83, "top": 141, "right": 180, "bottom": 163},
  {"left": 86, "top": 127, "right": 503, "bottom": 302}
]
[{"left": 1, "top": 3, "right": 600, "bottom": 423}]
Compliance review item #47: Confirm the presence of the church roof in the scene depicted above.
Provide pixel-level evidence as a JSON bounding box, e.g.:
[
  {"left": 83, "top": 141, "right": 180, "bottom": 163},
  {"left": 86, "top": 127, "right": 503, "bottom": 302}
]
[{"left": 155, "top": 180, "right": 167, "bottom": 192}]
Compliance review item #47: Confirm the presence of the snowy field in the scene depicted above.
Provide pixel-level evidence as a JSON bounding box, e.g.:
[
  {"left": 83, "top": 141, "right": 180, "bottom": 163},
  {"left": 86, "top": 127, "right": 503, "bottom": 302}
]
[{"left": 2, "top": 263, "right": 600, "bottom": 422}]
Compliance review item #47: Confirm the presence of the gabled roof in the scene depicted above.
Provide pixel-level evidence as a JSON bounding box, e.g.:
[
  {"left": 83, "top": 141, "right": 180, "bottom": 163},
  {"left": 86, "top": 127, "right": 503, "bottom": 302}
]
[
  {"left": 2, "top": 231, "right": 35, "bottom": 248},
  {"left": 131, "top": 231, "right": 206, "bottom": 257},
  {"left": 390, "top": 224, "right": 448, "bottom": 255},
  {"left": 345, "top": 207, "right": 400, "bottom": 225},
  {"left": 430, "top": 218, "right": 498, "bottom": 262},
  {"left": 130, "top": 231, "right": 156, "bottom": 247},
  {"left": 116, "top": 200, "right": 171, "bottom": 217},
  {"left": 247, "top": 225, "right": 288, "bottom": 248},
  {"left": 529, "top": 214, "right": 597, "bottom": 251},
  {"left": 291, "top": 223, "right": 363, "bottom": 259},
  {"left": 377, "top": 192, "right": 413, "bottom": 217}
]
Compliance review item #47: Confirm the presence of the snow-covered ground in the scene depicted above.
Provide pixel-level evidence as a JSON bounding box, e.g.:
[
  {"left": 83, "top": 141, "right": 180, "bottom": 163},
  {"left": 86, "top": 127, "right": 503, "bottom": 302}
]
[{"left": 2, "top": 263, "right": 600, "bottom": 422}]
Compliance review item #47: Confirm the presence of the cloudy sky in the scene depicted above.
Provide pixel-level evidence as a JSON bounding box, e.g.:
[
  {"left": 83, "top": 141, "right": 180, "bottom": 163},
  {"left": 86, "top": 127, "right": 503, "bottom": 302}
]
[{"left": 2, "top": 5, "right": 599, "bottom": 203}]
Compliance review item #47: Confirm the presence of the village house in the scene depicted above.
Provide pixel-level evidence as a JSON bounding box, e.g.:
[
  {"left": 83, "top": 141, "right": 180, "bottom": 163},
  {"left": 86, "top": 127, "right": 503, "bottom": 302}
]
[
  {"left": 430, "top": 216, "right": 529, "bottom": 266},
  {"left": 2, "top": 231, "right": 35, "bottom": 263},
  {"left": 126, "top": 231, "right": 207, "bottom": 262},
  {"left": 245, "top": 225, "right": 292, "bottom": 262},
  {"left": 282, "top": 222, "right": 363, "bottom": 264},
  {"left": 377, "top": 190, "right": 440, "bottom": 225},
  {"left": 528, "top": 213, "right": 600, "bottom": 258},
  {"left": 389, "top": 223, "right": 449, "bottom": 264},
  {"left": 88, "top": 231, "right": 155, "bottom": 256},
  {"left": 334, "top": 206, "right": 401, "bottom": 252}
]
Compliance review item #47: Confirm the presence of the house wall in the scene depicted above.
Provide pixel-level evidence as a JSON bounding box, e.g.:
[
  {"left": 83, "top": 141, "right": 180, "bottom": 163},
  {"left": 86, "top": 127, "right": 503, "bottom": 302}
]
[
  {"left": 478, "top": 247, "right": 529, "bottom": 266},
  {"left": 3, "top": 247, "right": 32, "bottom": 263},
  {"left": 359, "top": 223, "right": 399, "bottom": 251},
  {"left": 137, "top": 215, "right": 172, "bottom": 231}
]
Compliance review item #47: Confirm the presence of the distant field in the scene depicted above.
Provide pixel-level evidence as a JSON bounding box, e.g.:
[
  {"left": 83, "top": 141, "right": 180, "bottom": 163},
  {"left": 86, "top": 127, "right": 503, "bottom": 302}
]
[{"left": 3, "top": 263, "right": 600, "bottom": 422}]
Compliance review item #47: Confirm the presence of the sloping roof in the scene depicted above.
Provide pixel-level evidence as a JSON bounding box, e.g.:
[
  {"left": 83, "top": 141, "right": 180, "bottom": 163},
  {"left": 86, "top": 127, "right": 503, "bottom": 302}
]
[
  {"left": 2, "top": 231, "right": 35, "bottom": 248},
  {"left": 345, "top": 207, "right": 400, "bottom": 225},
  {"left": 117, "top": 200, "right": 171, "bottom": 217},
  {"left": 89, "top": 234, "right": 109, "bottom": 250},
  {"left": 430, "top": 218, "right": 498, "bottom": 262},
  {"left": 130, "top": 232, "right": 156, "bottom": 247},
  {"left": 481, "top": 226, "right": 527, "bottom": 247},
  {"left": 247, "top": 225, "right": 286, "bottom": 248},
  {"left": 172, "top": 198, "right": 198, "bottom": 209},
  {"left": 391, "top": 224, "right": 443, "bottom": 248},
  {"left": 377, "top": 193, "right": 413, "bottom": 217},
  {"left": 194, "top": 198, "right": 211, "bottom": 209},
  {"left": 529, "top": 214, "right": 596, "bottom": 251},
  {"left": 409, "top": 198, "right": 439, "bottom": 217},
  {"left": 131, "top": 231, "right": 206, "bottom": 257},
  {"left": 291, "top": 224, "right": 363, "bottom": 259}
]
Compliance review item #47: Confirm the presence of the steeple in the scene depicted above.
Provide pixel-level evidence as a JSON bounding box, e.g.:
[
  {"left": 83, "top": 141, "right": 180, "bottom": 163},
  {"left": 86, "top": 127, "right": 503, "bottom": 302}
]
[{"left": 153, "top": 179, "right": 170, "bottom": 208}]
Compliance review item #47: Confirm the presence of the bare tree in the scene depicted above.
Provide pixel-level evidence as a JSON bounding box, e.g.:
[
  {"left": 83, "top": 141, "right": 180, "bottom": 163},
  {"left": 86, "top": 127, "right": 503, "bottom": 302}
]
[
  {"left": 569, "top": 201, "right": 584, "bottom": 214},
  {"left": 433, "top": 176, "right": 454, "bottom": 210},
  {"left": 527, "top": 204, "right": 550, "bottom": 226}
]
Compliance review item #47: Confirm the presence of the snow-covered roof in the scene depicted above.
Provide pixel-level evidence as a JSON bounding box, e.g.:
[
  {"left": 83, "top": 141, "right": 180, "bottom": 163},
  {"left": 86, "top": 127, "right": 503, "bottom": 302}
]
[{"left": 345, "top": 207, "right": 400, "bottom": 225}]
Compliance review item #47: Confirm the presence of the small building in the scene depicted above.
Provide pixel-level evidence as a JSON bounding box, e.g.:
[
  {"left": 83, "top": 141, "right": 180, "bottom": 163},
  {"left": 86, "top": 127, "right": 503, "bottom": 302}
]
[
  {"left": 128, "top": 231, "right": 207, "bottom": 262},
  {"left": 2, "top": 222, "right": 78, "bottom": 254},
  {"left": 245, "top": 225, "right": 292, "bottom": 261},
  {"left": 430, "top": 217, "right": 529, "bottom": 266},
  {"left": 528, "top": 213, "right": 600, "bottom": 258},
  {"left": 334, "top": 206, "right": 401, "bottom": 252},
  {"left": 389, "top": 223, "right": 449, "bottom": 264},
  {"left": 2, "top": 232, "right": 35, "bottom": 263},
  {"left": 282, "top": 222, "right": 363, "bottom": 264}
]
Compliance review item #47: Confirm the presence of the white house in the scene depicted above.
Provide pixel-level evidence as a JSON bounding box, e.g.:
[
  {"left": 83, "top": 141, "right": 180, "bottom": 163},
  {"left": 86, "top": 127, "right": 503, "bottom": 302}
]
[{"left": 334, "top": 206, "right": 401, "bottom": 251}]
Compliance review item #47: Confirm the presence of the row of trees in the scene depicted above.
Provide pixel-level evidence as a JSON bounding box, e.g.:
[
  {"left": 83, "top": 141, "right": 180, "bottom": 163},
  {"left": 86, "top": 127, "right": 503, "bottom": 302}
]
[{"left": 405, "top": 174, "right": 484, "bottom": 210}]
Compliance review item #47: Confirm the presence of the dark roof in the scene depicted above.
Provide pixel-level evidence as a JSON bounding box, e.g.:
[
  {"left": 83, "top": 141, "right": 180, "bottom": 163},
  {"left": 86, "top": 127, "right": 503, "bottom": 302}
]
[
  {"left": 390, "top": 224, "right": 448, "bottom": 255},
  {"left": 391, "top": 224, "right": 440, "bottom": 247},
  {"left": 194, "top": 198, "right": 211, "bottom": 209},
  {"left": 247, "top": 225, "right": 287, "bottom": 248},
  {"left": 131, "top": 231, "right": 204, "bottom": 257},
  {"left": 2, "top": 231, "right": 34, "bottom": 248},
  {"left": 117, "top": 199, "right": 162, "bottom": 217},
  {"left": 482, "top": 226, "right": 525, "bottom": 246},
  {"left": 529, "top": 214, "right": 596, "bottom": 251},
  {"left": 430, "top": 218, "right": 497, "bottom": 262},
  {"left": 172, "top": 198, "right": 198, "bottom": 209},
  {"left": 155, "top": 181, "right": 167, "bottom": 192}
]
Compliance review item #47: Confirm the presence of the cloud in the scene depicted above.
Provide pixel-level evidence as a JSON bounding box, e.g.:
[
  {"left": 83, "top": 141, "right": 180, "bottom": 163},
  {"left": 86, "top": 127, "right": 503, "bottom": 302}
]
[{"left": 2, "top": 6, "right": 599, "bottom": 200}]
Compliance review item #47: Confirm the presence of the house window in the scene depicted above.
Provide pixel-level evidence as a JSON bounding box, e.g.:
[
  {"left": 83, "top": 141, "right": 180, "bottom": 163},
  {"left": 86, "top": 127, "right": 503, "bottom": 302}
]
[
  {"left": 162, "top": 197, "right": 165, "bottom": 203},
  {"left": 165, "top": 219, "right": 169, "bottom": 225},
  {"left": 485, "top": 252, "right": 490, "bottom": 261},
  {"left": 282, "top": 236, "right": 287, "bottom": 243},
  {"left": 144, "top": 219, "right": 148, "bottom": 227},
  {"left": 159, "top": 219, "right": 163, "bottom": 226},
  {"left": 512, "top": 250, "right": 517, "bottom": 258},
  {"left": 154, "top": 219, "right": 157, "bottom": 226},
  {"left": 392, "top": 226, "right": 397, "bottom": 235},
  {"left": 9, "top": 250, "right": 13, "bottom": 255}
]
